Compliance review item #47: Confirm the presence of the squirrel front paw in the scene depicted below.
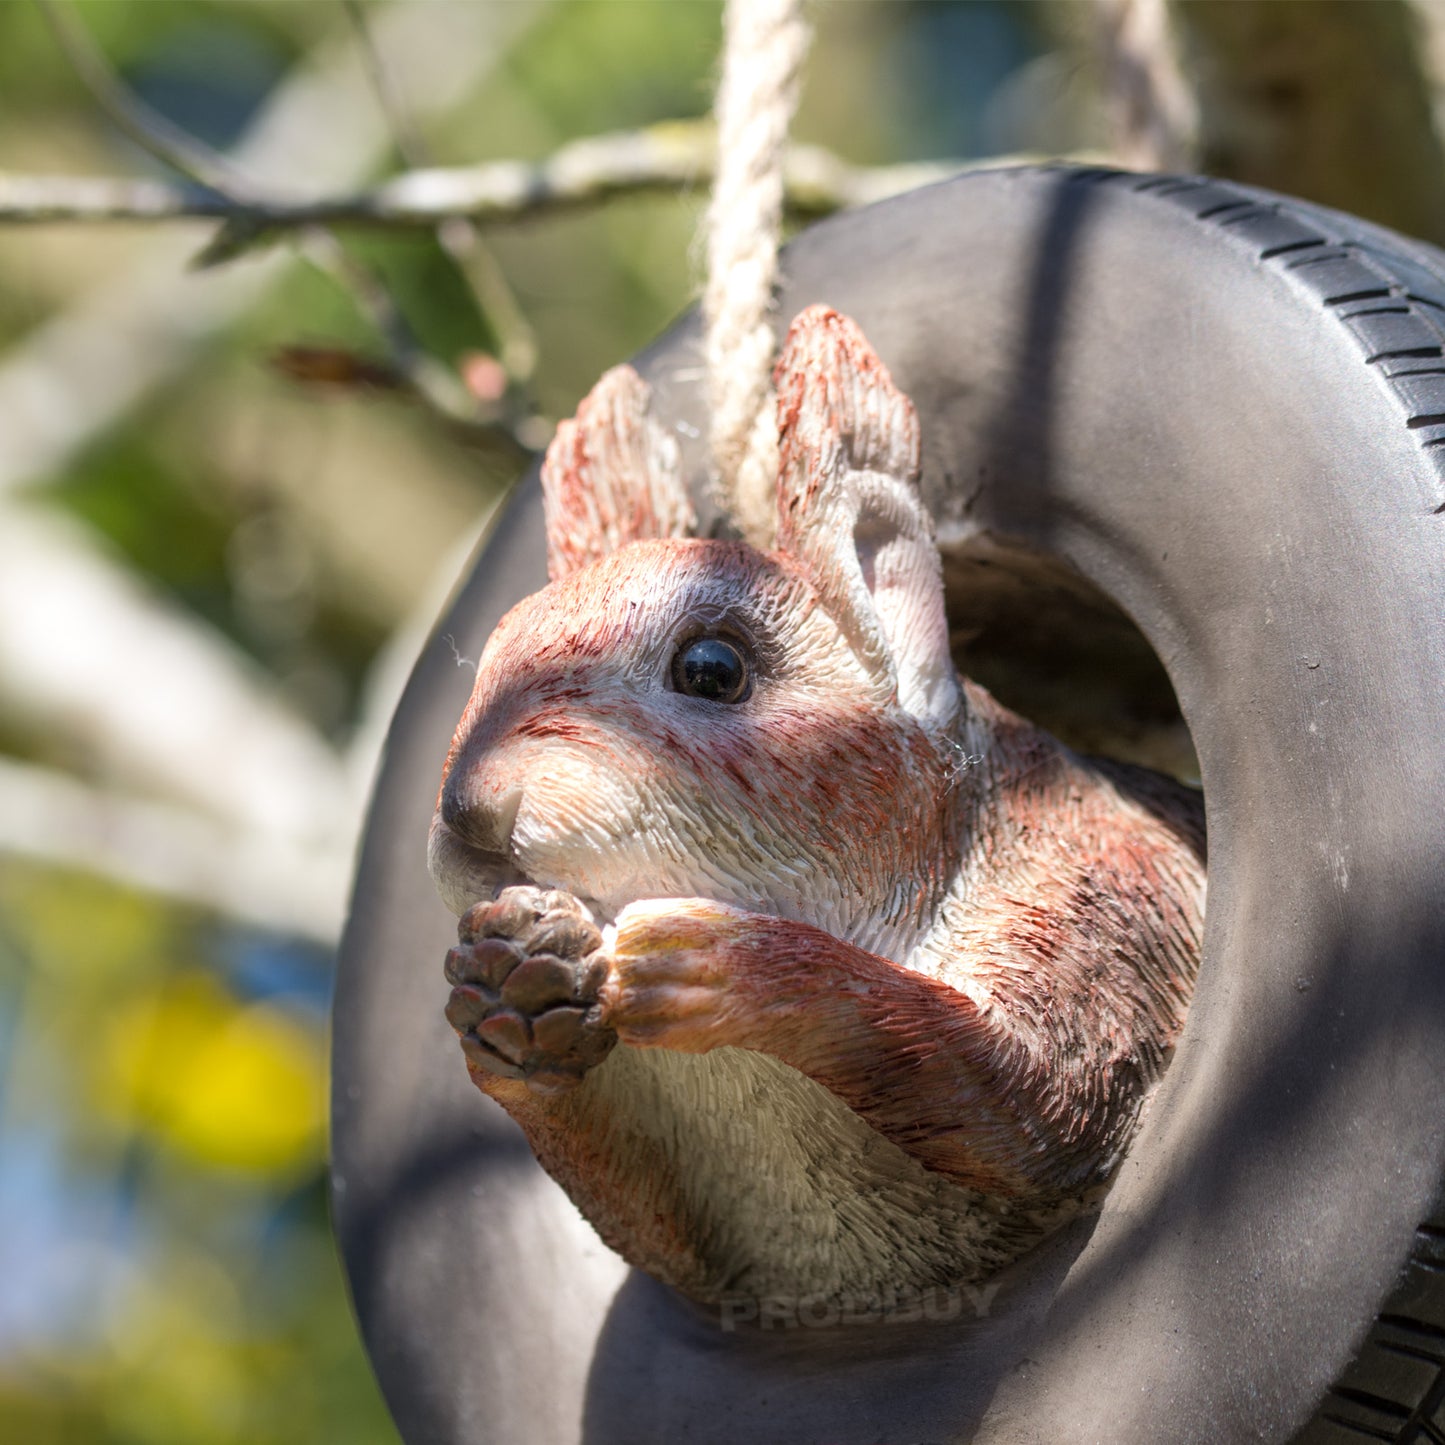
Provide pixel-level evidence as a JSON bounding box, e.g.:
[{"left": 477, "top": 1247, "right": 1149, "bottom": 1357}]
[
  {"left": 602, "top": 898, "right": 753, "bottom": 1050},
  {"left": 444, "top": 885, "right": 617, "bottom": 1096}
]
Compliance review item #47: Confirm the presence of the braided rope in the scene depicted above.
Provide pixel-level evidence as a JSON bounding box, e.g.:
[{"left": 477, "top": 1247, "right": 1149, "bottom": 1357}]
[{"left": 703, "top": 0, "right": 811, "bottom": 547}]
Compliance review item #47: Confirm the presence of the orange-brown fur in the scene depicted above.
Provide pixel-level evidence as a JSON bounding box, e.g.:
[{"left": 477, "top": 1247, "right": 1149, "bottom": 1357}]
[{"left": 429, "top": 308, "right": 1205, "bottom": 1303}]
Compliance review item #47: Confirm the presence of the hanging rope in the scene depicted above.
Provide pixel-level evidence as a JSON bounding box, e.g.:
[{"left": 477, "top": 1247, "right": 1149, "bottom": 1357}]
[{"left": 703, "top": 0, "right": 812, "bottom": 548}]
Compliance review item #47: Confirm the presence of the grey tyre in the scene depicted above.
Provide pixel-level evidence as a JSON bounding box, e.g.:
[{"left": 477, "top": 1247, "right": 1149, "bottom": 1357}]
[{"left": 332, "top": 166, "right": 1445, "bottom": 1445}]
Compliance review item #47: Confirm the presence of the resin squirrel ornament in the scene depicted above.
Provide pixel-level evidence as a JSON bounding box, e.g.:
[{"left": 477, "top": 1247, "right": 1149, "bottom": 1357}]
[{"left": 427, "top": 305, "right": 1205, "bottom": 1307}]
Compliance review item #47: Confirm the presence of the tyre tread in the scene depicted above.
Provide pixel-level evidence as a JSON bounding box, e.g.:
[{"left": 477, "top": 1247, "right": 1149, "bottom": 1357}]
[
  {"left": 1067, "top": 166, "right": 1445, "bottom": 515},
  {"left": 1298, "top": 1206, "right": 1445, "bottom": 1441}
]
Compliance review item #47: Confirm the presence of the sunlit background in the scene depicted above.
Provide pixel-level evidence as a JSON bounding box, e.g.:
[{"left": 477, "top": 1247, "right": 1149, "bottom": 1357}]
[{"left": 2, "top": 1, "right": 1444, "bottom": 1440}]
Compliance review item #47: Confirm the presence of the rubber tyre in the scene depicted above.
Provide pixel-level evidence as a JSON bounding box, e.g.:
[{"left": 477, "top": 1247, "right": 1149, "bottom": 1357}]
[{"left": 332, "top": 167, "right": 1445, "bottom": 1445}]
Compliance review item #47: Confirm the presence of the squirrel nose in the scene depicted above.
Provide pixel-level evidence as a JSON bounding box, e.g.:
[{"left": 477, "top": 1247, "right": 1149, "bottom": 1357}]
[{"left": 440, "top": 771, "right": 522, "bottom": 857}]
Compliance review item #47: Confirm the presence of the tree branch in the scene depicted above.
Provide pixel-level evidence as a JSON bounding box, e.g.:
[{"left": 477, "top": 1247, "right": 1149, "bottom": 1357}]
[
  {"left": 0, "top": 128, "right": 1034, "bottom": 238},
  {"left": 342, "top": 0, "right": 540, "bottom": 386},
  {"left": 0, "top": 0, "right": 546, "bottom": 504},
  {"left": 37, "top": 0, "right": 259, "bottom": 200}
]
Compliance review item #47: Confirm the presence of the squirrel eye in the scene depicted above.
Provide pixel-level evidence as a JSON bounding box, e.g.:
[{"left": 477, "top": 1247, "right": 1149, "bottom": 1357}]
[{"left": 671, "top": 635, "right": 750, "bottom": 703}]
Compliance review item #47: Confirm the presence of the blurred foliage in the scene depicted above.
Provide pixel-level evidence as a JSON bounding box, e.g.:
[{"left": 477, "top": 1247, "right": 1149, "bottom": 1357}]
[
  {"left": 102, "top": 970, "right": 324, "bottom": 1175},
  {"left": 0, "top": 862, "right": 384, "bottom": 1444}
]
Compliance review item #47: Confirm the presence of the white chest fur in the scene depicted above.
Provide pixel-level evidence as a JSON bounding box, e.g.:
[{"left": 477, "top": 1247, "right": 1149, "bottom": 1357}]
[{"left": 590, "top": 1043, "right": 1060, "bottom": 1304}]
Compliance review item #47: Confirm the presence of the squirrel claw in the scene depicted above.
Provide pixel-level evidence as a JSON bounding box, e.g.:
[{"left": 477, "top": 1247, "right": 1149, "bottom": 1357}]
[{"left": 446, "top": 885, "right": 618, "bottom": 1095}]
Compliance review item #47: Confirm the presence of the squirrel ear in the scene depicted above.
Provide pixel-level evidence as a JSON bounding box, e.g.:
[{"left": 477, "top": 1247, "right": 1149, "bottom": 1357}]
[
  {"left": 540, "top": 364, "right": 696, "bottom": 582},
  {"left": 774, "top": 306, "right": 960, "bottom": 732}
]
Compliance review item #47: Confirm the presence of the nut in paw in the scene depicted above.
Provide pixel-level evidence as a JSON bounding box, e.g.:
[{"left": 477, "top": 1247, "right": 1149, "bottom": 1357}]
[{"left": 444, "top": 885, "right": 617, "bottom": 1096}]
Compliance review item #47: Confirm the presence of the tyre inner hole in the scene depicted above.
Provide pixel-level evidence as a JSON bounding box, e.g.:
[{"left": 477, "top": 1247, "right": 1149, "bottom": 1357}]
[{"left": 938, "top": 534, "right": 1200, "bottom": 786}]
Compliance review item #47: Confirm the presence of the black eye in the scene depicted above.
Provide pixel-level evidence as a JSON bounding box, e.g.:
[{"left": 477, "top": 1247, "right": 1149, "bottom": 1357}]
[{"left": 671, "top": 635, "right": 750, "bottom": 703}]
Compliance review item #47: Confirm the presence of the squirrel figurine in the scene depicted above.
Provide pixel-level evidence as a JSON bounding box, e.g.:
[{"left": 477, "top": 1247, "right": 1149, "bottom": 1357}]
[{"left": 428, "top": 306, "right": 1206, "bottom": 1309}]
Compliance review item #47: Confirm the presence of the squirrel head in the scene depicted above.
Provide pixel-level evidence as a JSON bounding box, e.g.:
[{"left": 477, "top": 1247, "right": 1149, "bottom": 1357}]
[{"left": 430, "top": 307, "right": 966, "bottom": 948}]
